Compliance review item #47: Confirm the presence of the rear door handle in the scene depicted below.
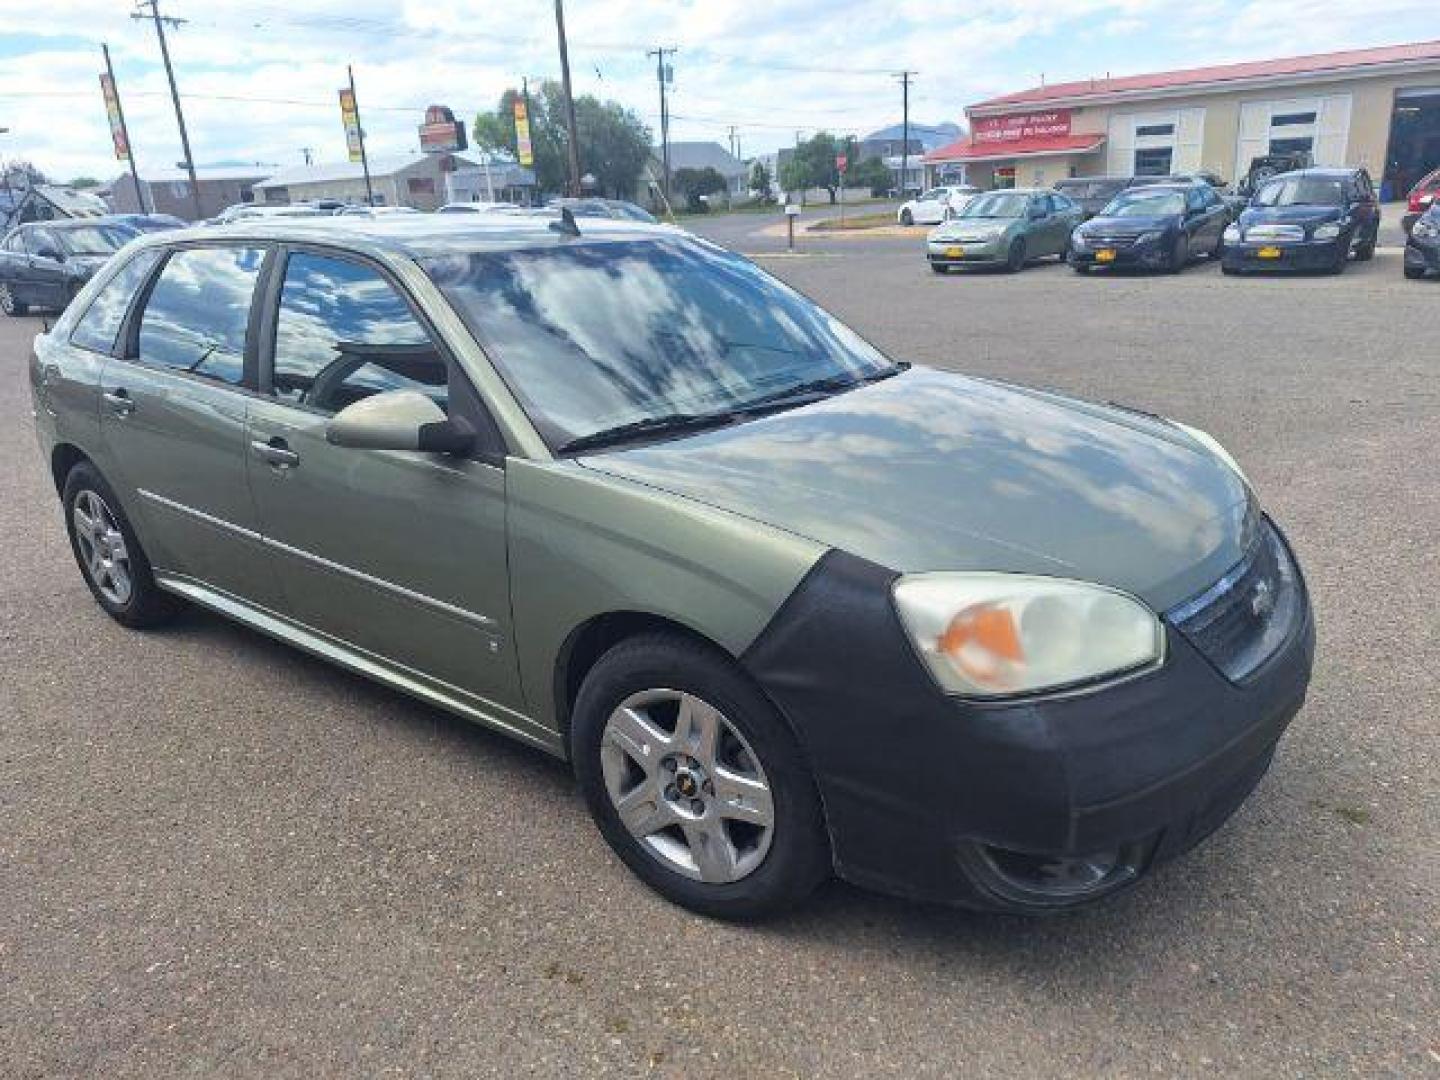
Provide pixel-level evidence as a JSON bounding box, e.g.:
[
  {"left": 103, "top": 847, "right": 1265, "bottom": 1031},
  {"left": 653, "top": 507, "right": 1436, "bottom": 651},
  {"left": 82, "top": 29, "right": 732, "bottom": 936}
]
[
  {"left": 251, "top": 437, "right": 300, "bottom": 469},
  {"left": 103, "top": 388, "right": 135, "bottom": 417}
]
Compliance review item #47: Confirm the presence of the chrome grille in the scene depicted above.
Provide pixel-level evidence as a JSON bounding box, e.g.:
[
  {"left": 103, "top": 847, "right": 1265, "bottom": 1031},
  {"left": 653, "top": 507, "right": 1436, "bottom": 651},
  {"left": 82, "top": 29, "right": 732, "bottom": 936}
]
[{"left": 1244, "top": 224, "right": 1304, "bottom": 242}]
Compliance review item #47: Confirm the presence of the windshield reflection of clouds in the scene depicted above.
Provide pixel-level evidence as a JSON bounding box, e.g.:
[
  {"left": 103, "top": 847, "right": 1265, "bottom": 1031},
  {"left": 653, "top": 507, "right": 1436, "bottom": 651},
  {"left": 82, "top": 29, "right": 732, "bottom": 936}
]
[
  {"left": 592, "top": 368, "right": 1249, "bottom": 602},
  {"left": 427, "top": 239, "right": 890, "bottom": 444},
  {"left": 138, "top": 246, "right": 265, "bottom": 385}
]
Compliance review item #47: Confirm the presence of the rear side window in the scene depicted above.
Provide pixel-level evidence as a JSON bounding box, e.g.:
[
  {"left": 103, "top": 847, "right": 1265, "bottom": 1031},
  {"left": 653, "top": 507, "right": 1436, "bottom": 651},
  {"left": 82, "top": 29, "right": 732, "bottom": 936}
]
[
  {"left": 137, "top": 246, "right": 266, "bottom": 386},
  {"left": 270, "top": 252, "right": 446, "bottom": 416},
  {"left": 2, "top": 230, "right": 26, "bottom": 254},
  {"left": 70, "top": 248, "right": 162, "bottom": 355}
]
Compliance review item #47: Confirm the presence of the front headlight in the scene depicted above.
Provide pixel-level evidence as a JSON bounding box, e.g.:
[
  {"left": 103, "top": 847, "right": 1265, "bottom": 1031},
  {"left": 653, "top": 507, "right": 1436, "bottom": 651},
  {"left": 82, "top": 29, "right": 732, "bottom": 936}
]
[
  {"left": 1312, "top": 222, "right": 1342, "bottom": 241},
  {"left": 1171, "top": 420, "right": 1250, "bottom": 486},
  {"left": 1413, "top": 218, "right": 1438, "bottom": 239},
  {"left": 1071, "top": 232, "right": 1088, "bottom": 249},
  {"left": 1135, "top": 230, "right": 1164, "bottom": 245},
  {"left": 1223, "top": 224, "right": 1241, "bottom": 243},
  {"left": 892, "top": 575, "right": 1164, "bottom": 698}
]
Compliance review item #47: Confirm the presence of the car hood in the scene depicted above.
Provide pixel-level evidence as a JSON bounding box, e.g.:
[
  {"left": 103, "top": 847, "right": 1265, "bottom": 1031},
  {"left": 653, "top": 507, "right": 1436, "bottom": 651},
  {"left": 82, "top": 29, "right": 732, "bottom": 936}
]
[
  {"left": 1239, "top": 205, "right": 1340, "bottom": 228},
  {"left": 932, "top": 218, "right": 1016, "bottom": 239},
  {"left": 1082, "top": 213, "right": 1177, "bottom": 234},
  {"left": 578, "top": 367, "right": 1252, "bottom": 611}
]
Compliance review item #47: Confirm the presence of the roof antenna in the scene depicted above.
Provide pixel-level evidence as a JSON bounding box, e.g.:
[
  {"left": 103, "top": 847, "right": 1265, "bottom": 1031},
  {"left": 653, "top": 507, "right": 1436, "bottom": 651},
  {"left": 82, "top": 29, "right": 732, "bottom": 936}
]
[{"left": 549, "top": 206, "right": 581, "bottom": 237}]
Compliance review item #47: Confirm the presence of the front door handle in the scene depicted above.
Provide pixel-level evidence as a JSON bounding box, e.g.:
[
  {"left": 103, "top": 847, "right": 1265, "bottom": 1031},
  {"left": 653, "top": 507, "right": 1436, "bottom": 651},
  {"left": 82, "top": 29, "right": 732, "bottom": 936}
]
[
  {"left": 251, "top": 437, "right": 300, "bottom": 470},
  {"left": 102, "top": 388, "right": 135, "bottom": 417}
]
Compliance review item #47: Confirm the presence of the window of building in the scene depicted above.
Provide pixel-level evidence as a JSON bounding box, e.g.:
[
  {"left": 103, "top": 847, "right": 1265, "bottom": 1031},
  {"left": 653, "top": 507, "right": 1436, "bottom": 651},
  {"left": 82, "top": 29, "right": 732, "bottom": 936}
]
[
  {"left": 1134, "top": 147, "right": 1174, "bottom": 176},
  {"left": 70, "top": 249, "right": 162, "bottom": 355},
  {"left": 1135, "top": 123, "right": 1175, "bottom": 138},
  {"left": 1271, "top": 112, "right": 1317, "bottom": 128},
  {"left": 407, "top": 177, "right": 436, "bottom": 195},
  {"left": 271, "top": 252, "right": 446, "bottom": 416},
  {"left": 136, "top": 246, "right": 266, "bottom": 386},
  {"left": 169, "top": 181, "right": 190, "bottom": 200},
  {"left": 993, "top": 167, "right": 1016, "bottom": 190},
  {"left": 1268, "top": 136, "right": 1314, "bottom": 157}
]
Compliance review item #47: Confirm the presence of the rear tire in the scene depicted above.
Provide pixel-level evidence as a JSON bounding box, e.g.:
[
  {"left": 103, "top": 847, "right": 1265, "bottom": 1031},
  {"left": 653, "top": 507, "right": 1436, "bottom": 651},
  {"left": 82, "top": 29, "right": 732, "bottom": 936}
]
[
  {"left": 1167, "top": 234, "right": 1188, "bottom": 274},
  {"left": 571, "top": 632, "right": 830, "bottom": 920},
  {"left": 1404, "top": 264, "right": 1426, "bottom": 279},
  {"left": 0, "top": 282, "right": 26, "bottom": 317},
  {"left": 1071, "top": 261, "right": 1091, "bottom": 275},
  {"left": 61, "top": 462, "right": 182, "bottom": 629},
  {"left": 1354, "top": 231, "right": 1376, "bottom": 261}
]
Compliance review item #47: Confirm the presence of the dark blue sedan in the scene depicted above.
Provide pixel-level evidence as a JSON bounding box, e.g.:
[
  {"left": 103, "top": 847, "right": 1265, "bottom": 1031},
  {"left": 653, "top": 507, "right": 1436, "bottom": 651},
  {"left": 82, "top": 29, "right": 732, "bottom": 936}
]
[
  {"left": 1221, "top": 167, "right": 1380, "bottom": 275},
  {"left": 1069, "top": 183, "right": 1229, "bottom": 274}
]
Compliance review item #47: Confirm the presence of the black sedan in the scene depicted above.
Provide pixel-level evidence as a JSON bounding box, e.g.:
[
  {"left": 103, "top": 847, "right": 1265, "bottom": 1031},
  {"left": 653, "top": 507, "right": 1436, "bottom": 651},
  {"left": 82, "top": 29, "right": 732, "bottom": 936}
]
[
  {"left": 1221, "top": 167, "right": 1380, "bottom": 275},
  {"left": 1404, "top": 202, "right": 1440, "bottom": 280},
  {"left": 1069, "top": 183, "right": 1228, "bottom": 273},
  {"left": 0, "top": 218, "right": 137, "bottom": 316}
]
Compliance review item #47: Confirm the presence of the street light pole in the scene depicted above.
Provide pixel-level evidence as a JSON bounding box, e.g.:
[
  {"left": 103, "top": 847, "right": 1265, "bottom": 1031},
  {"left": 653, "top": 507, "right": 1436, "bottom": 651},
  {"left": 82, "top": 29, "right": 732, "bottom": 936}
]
[
  {"left": 553, "top": 0, "right": 582, "bottom": 196},
  {"left": 132, "top": 0, "right": 203, "bottom": 220}
]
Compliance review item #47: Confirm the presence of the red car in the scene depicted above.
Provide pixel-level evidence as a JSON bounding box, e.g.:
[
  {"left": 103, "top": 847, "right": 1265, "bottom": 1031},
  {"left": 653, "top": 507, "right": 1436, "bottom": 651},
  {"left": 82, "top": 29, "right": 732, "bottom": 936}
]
[{"left": 1409, "top": 168, "right": 1440, "bottom": 214}]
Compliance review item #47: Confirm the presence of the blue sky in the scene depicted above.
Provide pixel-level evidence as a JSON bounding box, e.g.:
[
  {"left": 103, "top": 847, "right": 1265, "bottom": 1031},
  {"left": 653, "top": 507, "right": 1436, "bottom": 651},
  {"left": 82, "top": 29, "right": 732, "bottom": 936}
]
[{"left": 1, "top": 0, "right": 1436, "bottom": 182}]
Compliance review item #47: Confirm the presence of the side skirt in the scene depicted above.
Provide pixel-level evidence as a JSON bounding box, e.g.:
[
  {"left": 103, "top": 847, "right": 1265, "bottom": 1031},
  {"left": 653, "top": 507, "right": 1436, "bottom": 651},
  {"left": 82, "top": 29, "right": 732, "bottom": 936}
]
[{"left": 155, "top": 572, "right": 566, "bottom": 758}]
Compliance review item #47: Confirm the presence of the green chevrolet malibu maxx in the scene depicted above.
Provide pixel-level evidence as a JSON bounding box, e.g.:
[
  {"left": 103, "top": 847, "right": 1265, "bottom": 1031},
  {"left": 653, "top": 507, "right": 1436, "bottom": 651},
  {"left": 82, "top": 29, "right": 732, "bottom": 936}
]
[
  {"left": 927, "top": 188, "right": 1084, "bottom": 272},
  {"left": 29, "top": 215, "right": 1313, "bottom": 919}
]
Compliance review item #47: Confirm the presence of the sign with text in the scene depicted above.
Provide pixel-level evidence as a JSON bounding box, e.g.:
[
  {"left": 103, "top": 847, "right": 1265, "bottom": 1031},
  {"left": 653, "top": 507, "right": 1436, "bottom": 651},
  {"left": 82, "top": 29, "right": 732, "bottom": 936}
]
[
  {"left": 339, "top": 87, "right": 363, "bottom": 163},
  {"left": 419, "top": 104, "right": 467, "bottom": 154},
  {"left": 99, "top": 74, "right": 129, "bottom": 161},
  {"left": 513, "top": 97, "right": 534, "bottom": 167},
  {"left": 835, "top": 153, "right": 848, "bottom": 173},
  {"left": 973, "top": 109, "right": 1072, "bottom": 144}
]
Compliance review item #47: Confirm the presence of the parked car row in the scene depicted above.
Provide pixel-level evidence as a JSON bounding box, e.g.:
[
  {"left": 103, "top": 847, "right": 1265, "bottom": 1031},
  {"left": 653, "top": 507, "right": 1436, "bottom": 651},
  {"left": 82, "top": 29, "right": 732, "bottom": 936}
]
[
  {"left": 928, "top": 168, "right": 1406, "bottom": 280},
  {"left": 0, "top": 215, "right": 178, "bottom": 316}
]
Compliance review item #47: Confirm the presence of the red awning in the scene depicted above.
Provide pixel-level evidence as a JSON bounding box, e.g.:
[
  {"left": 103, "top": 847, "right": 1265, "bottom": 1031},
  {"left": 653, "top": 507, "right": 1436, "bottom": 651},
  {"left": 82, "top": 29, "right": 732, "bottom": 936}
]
[{"left": 925, "top": 133, "right": 1106, "bottom": 165}]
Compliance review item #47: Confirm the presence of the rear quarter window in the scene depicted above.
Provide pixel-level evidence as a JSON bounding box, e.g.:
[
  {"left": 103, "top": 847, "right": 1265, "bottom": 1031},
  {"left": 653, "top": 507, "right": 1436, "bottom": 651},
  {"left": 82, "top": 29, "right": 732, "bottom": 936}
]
[{"left": 70, "top": 249, "right": 163, "bottom": 355}]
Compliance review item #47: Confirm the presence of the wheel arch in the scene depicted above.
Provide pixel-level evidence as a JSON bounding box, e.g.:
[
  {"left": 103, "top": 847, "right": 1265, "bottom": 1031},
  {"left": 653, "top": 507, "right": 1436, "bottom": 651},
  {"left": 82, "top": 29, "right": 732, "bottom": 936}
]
[{"left": 50, "top": 442, "right": 90, "bottom": 496}]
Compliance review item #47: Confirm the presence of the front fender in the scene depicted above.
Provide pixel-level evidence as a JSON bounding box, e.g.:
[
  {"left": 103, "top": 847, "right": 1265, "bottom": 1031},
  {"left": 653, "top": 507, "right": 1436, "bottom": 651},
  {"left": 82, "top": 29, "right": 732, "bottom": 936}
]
[{"left": 505, "top": 457, "right": 826, "bottom": 732}]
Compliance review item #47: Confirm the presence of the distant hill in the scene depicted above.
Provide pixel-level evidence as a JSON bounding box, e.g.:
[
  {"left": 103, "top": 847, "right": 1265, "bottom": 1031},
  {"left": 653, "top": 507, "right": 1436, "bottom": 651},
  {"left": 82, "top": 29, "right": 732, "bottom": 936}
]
[{"left": 861, "top": 121, "right": 964, "bottom": 152}]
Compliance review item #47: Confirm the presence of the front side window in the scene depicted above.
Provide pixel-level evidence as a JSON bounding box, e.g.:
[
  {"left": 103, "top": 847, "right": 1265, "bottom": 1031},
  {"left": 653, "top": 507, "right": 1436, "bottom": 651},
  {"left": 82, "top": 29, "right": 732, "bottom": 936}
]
[
  {"left": 427, "top": 238, "right": 894, "bottom": 449},
  {"left": 136, "top": 246, "right": 266, "bottom": 386},
  {"left": 271, "top": 252, "right": 447, "bottom": 416},
  {"left": 70, "top": 248, "right": 162, "bottom": 355}
]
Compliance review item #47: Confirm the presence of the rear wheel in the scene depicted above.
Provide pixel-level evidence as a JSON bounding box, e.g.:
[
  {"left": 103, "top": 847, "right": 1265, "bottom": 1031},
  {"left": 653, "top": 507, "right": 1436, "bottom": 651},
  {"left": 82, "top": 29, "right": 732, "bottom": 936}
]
[
  {"left": 62, "top": 462, "right": 181, "bottom": 629},
  {"left": 0, "top": 282, "right": 26, "bottom": 316},
  {"left": 571, "top": 633, "right": 830, "bottom": 920},
  {"left": 1354, "top": 230, "right": 1376, "bottom": 261},
  {"left": 1005, "top": 237, "right": 1027, "bottom": 273},
  {"left": 1404, "top": 264, "right": 1426, "bottom": 279}
]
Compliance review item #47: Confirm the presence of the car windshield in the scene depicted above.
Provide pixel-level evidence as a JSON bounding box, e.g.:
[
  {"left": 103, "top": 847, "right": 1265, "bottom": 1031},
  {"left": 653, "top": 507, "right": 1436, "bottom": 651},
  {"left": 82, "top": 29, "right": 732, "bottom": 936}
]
[
  {"left": 1101, "top": 190, "right": 1185, "bottom": 217},
  {"left": 427, "top": 237, "right": 897, "bottom": 449},
  {"left": 57, "top": 224, "right": 135, "bottom": 255},
  {"left": 1255, "top": 177, "right": 1344, "bottom": 207},
  {"left": 958, "top": 193, "right": 1029, "bottom": 219}
]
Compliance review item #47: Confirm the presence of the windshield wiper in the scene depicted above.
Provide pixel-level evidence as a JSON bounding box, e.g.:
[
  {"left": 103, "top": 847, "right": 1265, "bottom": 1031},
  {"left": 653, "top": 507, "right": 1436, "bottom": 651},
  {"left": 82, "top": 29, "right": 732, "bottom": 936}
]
[
  {"left": 734, "top": 362, "right": 908, "bottom": 414},
  {"left": 559, "top": 411, "right": 740, "bottom": 454}
]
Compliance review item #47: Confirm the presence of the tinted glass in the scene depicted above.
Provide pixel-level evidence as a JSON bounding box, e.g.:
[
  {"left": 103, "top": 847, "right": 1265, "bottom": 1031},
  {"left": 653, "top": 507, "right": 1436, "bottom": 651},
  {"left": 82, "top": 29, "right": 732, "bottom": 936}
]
[
  {"left": 57, "top": 224, "right": 135, "bottom": 256},
  {"left": 427, "top": 237, "right": 893, "bottom": 448},
  {"left": 1255, "top": 177, "right": 1343, "bottom": 207},
  {"left": 137, "top": 246, "right": 265, "bottom": 385},
  {"left": 1102, "top": 189, "right": 1185, "bottom": 217},
  {"left": 70, "top": 248, "right": 162, "bottom": 355},
  {"left": 2, "top": 230, "right": 25, "bottom": 253},
  {"left": 271, "top": 253, "right": 446, "bottom": 415}
]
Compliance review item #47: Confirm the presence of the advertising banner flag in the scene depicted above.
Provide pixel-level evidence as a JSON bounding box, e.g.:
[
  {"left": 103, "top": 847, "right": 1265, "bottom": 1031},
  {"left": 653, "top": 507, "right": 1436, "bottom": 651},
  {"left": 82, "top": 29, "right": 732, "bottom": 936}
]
[
  {"left": 513, "top": 97, "right": 534, "bottom": 167},
  {"left": 339, "top": 87, "right": 363, "bottom": 163},
  {"left": 99, "top": 74, "right": 130, "bottom": 161}
]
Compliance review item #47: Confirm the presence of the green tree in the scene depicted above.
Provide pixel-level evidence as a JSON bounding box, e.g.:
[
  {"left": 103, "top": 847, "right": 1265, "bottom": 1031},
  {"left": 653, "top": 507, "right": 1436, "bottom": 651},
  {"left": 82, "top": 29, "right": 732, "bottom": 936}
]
[
  {"left": 68, "top": 175, "right": 101, "bottom": 190},
  {"left": 748, "top": 160, "right": 772, "bottom": 201},
  {"left": 846, "top": 156, "right": 891, "bottom": 197},
  {"left": 673, "top": 166, "right": 726, "bottom": 210},
  {"left": 472, "top": 82, "right": 650, "bottom": 200},
  {"left": 786, "top": 132, "right": 860, "bottom": 204}
]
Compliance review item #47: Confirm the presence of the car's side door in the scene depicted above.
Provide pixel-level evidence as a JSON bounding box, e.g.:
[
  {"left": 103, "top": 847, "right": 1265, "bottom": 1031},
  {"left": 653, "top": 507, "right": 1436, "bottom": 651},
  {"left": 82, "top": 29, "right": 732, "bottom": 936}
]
[
  {"left": 915, "top": 189, "right": 943, "bottom": 224},
  {"left": 0, "top": 229, "right": 29, "bottom": 307},
  {"left": 29, "top": 227, "right": 70, "bottom": 309},
  {"left": 245, "top": 246, "right": 525, "bottom": 715},
  {"left": 97, "top": 242, "right": 283, "bottom": 610}
]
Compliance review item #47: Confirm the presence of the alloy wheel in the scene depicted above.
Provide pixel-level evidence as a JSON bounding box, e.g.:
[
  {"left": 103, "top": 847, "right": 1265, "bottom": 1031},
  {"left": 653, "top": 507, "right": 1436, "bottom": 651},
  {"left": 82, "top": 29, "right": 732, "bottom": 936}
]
[
  {"left": 72, "top": 489, "right": 133, "bottom": 605},
  {"left": 600, "top": 688, "right": 775, "bottom": 884}
]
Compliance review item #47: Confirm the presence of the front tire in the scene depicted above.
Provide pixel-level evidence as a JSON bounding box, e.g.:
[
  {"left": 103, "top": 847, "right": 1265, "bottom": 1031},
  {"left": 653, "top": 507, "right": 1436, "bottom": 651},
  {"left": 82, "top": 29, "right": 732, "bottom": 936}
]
[
  {"left": 1005, "top": 237, "right": 1027, "bottom": 273},
  {"left": 930, "top": 263, "right": 950, "bottom": 274},
  {"left": 0, "top": 282, "right": 26, "bottom": 316},
  {"left": 1167, "top": 234, "right": 1189, "bottom": 274},
  {"left": 62, "top": 462, "right": 181, "bottom": 629},
  {"left": 571, "top": 633, "right": 829, "bottom": 920},
  {"left": 1404, "top": 264, "right": 1426, "bottom": 279},
  {"left": 899, "top": 209, "right": 913, "bottom": 226}
]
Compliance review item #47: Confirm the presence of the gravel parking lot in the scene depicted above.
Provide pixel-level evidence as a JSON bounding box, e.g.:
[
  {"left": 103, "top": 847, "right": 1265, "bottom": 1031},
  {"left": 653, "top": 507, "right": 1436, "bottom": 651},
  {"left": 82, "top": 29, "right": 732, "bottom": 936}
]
[{"left": 2, "top": 217, "right": 1436, "bottom": 1077}]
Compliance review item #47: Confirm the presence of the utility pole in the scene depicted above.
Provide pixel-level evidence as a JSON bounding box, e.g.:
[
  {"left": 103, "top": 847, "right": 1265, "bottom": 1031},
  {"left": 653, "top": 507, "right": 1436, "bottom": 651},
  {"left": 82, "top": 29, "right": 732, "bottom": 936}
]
[
  {"left": 347, "top": 65, "right": 375, "bottom": 206},
  {"left": 648, "top": 46, "right": 676, "bottom": 201},
  {"left": 896, "top": 70, "right": 916, "bottom": 196},
  {"left": 132, "top": 1, "right": 202, "bottom": 220},
  {"left": 101, "top": 43, "right": 148, "bottom": 214},
  {"left": 301, "top": 147, "right": 313, "bottom": 165},
  {"left": 554, "top": 0, "right": 582, "bottom": 196}
]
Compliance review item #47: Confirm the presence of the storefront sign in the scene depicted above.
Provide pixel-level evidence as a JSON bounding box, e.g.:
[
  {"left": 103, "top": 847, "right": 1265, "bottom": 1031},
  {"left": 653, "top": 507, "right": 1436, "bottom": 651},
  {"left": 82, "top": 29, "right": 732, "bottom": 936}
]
[
  {"left": 419, "top": 104, "right": 467, "bottom": 154},
  {"left": 973, "top": 109, "right": 1072, "bottom": 144},
  {"left": 513, "top": 97, "right": 534, "bottom": 167},
  {"left": 339, "top": 87, "right": 363, "bottom": 163},
  {"left": 99, "top": 74, "right": 129, "bottom": 161}
]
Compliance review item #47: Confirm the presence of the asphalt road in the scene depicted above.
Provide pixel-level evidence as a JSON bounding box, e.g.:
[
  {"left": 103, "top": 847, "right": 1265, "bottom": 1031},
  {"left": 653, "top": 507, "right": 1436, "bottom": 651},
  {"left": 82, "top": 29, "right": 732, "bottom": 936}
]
[{"left": 2, "top": 219, "right": 1436, "bottom": 1078}]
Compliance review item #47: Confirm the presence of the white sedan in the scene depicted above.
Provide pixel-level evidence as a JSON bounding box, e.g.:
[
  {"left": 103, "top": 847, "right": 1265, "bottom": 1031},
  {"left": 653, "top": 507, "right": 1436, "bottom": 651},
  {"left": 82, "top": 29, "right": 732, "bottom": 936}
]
[{"left": 898, "top": 185, "right": 980, "bottom": 226}]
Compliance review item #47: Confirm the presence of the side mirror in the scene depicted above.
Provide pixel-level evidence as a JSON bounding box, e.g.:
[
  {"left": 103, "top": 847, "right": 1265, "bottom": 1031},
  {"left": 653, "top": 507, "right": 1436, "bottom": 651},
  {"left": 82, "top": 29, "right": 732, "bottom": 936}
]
[
  {"left": 326, "top": 389, "right": 474, "bottom": 455},
  {"left": 34, "top": 245, "right": 64, "bottom": 261}
]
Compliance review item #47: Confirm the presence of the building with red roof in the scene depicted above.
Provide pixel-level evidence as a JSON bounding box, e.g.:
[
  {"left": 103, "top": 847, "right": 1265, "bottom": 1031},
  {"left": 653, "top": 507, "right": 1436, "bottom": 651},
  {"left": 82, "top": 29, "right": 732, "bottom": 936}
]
[{"left": 925, "top": 40, "right": 1440, "bottom": 199}]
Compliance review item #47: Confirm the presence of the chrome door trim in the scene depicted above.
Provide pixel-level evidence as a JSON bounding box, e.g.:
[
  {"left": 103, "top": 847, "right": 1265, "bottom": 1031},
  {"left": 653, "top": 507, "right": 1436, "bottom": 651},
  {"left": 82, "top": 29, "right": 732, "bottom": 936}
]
[
  {"left": 137, "top": 487, "right": 498, "bottom": 632},
  {"left": 153, "top": 572, "right": 560, "bottom": 756}
]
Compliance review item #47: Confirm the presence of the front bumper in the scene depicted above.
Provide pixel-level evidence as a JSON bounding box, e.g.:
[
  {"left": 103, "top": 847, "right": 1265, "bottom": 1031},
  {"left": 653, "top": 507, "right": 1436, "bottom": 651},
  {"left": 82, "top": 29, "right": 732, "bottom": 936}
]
[
  {"left": 742, "top": 528, "right": 1314, "bottom": 914},
  {"left": 1404, "top": 235, "right": 1440, "bottom": 276},
  {"left": 1069, "top": 239, "right": 1168, "bottom": 269},
  {"left": 926, "top": 238, "right": 1008, "bottom": 266},
  {"left": 1222, "top": 238, "right": 1342, "bottom": 272}
]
